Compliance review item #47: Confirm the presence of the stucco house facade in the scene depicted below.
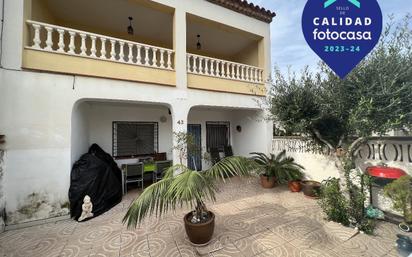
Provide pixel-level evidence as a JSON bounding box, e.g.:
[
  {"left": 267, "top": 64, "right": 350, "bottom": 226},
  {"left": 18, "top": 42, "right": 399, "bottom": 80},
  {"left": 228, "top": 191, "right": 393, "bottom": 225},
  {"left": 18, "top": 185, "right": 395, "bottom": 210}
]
[{"left": 0, "top": 0, "right": 275, "bottom": 230}]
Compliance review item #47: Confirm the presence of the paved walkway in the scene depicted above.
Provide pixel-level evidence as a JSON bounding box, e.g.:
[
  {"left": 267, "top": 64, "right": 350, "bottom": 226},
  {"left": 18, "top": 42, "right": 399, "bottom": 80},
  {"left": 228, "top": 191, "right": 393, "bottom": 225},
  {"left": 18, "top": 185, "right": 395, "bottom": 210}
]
[{"left": 0, "top": 177, "right": 405, "bottom": 257}]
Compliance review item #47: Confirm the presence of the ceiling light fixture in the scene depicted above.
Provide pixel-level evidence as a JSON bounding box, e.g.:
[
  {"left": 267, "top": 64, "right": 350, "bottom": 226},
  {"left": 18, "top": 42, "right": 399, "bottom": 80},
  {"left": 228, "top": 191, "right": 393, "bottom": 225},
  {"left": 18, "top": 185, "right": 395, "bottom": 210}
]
[
  {"left": 196, "top": 34, "right": 201, "bottom": 50},
  {"left": 127, "top": 17, "right": 134, "bottom": 35}
]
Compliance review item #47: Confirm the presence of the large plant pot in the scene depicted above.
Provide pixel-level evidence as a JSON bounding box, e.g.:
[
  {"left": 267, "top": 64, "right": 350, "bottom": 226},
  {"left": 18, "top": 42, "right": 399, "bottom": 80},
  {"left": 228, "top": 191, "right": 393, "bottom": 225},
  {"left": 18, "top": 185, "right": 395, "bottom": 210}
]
[
  {"left": 301, "top": 180, "right": 321, "bottom": 198},
  {"left": 184, "top": 211, "right": 215, "bottom": 245},
  {"left": 260, "top": 175, "right": 276, "bottom": 188},
  {"left": 288, "top": 180, "right": 302, "bottom": 192}
]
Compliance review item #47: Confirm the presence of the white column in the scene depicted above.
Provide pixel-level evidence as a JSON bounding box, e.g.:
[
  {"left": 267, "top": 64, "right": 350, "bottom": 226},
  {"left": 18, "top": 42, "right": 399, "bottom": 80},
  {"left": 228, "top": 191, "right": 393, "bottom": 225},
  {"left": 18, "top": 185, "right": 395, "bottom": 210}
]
[
  {"left": 173, "top": 8, "right": 187, "bottom": 89},
  {"left": 210, "top": 60, "right": 215, "bottom": 76},
  {"left": 216, "top": 61, "right": 220, "bottom": 77},
  {"left": 171, "top": 103, "right": 190, "bottom": 166}
]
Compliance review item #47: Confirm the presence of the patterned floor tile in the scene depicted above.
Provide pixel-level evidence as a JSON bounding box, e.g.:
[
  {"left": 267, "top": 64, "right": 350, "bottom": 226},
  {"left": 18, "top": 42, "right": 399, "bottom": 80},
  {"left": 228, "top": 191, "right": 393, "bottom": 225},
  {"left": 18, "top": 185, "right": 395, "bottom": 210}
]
[
  {"left": 0, "top": 177, "right": 402, "bottom": 257},
  {"left": 232, "top": 235, "right": 268, "bottom": 257}
]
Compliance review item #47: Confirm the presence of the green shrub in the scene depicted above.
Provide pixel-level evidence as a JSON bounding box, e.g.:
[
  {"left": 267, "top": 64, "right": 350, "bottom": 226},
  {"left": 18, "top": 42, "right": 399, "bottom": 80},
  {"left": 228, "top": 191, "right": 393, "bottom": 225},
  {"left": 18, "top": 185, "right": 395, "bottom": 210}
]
[
  {"left": 318, "top": 178, "right": 350, "bottom": 226},
  {"left": 384, "top": 175, "right": 412, "bottom": 223}
]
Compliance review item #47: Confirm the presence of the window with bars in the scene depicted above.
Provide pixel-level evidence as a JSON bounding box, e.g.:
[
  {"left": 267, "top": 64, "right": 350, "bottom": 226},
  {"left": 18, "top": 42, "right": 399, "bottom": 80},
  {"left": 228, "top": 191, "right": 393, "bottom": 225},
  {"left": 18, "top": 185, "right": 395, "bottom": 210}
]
[
  {"left": 206, "top": 121, "right": 230, "bottom": 152},
  {"left": 112, "top": 122, "right": 158, "bottom": 158}
]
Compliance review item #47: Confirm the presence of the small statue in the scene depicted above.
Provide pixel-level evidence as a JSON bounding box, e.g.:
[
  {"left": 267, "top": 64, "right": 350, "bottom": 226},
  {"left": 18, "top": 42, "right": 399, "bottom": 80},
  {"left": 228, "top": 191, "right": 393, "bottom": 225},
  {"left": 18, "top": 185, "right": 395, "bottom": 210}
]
[{"left": 78, "top": 195, "right": 94, "bottom": 222}]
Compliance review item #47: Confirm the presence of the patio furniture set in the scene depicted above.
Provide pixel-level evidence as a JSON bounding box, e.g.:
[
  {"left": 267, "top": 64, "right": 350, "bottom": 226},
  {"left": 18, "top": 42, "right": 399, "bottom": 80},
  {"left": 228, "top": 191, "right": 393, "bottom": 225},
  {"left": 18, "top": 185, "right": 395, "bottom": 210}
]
[{"left": 121, "top": 160, "right": 172, "bottom": 194}]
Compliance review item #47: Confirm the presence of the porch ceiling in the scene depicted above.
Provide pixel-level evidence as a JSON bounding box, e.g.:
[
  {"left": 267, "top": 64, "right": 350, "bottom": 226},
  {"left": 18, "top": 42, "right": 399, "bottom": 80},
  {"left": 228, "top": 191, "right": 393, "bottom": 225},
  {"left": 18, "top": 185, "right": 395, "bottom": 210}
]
[
  {"left": 43, "top": 0, "right": 174, "bottom": 48},
  {"left": 187, "top": 14, "right": 261, "bottom": 59}
]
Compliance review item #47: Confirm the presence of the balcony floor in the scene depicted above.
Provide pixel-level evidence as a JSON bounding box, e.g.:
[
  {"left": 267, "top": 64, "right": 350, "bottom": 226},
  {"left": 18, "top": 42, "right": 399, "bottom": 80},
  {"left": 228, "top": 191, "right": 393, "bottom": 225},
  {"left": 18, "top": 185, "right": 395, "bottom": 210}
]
[{"left": 0, "top": 177, "right": 405, "bottom": 257}]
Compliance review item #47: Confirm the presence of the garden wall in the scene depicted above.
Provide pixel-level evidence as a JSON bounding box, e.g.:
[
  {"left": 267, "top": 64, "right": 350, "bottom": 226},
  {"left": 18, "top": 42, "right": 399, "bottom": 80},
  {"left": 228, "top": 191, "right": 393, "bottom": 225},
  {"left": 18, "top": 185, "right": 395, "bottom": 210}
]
[{"left": 272, "top": 136, "right": 412, "bottom": 215}]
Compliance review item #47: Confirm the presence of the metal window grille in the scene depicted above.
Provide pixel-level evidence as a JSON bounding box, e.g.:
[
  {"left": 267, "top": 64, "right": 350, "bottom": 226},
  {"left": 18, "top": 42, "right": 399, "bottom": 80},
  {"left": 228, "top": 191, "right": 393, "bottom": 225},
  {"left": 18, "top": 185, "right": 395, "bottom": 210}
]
[
  {"left": 112, "top": 121, "right": 159, "bottom": 157},
  {"left": 206, "top": 121, "right": 230, "bottom": 152}
]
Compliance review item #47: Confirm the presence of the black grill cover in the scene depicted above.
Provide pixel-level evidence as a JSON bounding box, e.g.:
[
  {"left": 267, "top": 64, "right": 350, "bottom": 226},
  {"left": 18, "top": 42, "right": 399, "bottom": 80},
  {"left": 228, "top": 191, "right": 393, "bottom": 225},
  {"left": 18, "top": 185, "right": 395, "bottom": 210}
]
[{"left": 69, "top": 144, "right": 122, "bottom": 221}]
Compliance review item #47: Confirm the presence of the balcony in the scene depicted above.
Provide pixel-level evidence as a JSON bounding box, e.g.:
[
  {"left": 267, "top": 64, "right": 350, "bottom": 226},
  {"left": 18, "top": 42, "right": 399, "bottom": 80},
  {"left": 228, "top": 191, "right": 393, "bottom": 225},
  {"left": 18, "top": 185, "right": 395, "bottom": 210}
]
[
  {"left": 186, "top": 14, "right": 266, "bottom": 96},
  {"left": 22, "top": 0, "right": 175, "bottom": 86},
  {"left": 187, "top": 53, "right": 263, "bottom": 83}
]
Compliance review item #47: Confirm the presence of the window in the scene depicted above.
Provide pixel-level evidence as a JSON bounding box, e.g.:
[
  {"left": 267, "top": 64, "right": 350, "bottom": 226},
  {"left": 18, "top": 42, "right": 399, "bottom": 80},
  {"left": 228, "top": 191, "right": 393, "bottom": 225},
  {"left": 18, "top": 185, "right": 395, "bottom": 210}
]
[
  {"left": 112, "top": 122, "right": 158, "bottom": 158},
  {"left": 206, "top": 121, "right": 230, "bottom": 151}
]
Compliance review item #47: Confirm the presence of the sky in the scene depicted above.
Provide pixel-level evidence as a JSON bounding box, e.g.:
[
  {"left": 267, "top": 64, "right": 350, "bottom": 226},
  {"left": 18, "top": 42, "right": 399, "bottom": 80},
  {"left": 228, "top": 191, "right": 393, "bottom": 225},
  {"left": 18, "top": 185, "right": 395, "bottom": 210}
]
[{"left": 249, "top": 0, "right": 412, "bottom": 75}]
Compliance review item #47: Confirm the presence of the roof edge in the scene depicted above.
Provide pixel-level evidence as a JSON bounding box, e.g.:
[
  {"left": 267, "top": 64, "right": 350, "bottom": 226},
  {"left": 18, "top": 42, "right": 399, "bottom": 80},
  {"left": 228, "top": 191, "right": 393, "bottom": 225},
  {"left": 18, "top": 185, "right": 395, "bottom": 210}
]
[{"left": 206, "top": 0, "right": 276, "bottom": 23}]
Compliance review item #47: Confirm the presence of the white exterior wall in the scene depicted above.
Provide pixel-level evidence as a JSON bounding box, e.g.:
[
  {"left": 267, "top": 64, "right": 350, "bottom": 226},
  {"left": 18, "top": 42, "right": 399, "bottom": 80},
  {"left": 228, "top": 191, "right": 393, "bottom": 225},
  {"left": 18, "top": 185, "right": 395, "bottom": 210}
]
[
  {"left": 188, "top": 108, "right": 267, "bottom": 169},
  {"left": 0, "top": 69, "right": 272, "bottom": 225},
  {"left": 83, "top": 102, "right": 173, "bottom": 162},
  {"left": 0, "top": 0, "right": 272, "bottom": 225}
]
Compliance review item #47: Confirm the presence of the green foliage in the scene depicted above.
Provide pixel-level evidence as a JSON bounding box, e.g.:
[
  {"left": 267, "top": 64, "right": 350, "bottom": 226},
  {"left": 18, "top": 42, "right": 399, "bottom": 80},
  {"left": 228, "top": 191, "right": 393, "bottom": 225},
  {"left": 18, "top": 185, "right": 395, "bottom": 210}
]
[
  {"left": 319, "top": 176, "right": 376, "bottom": 234},
  {"left": 357, "top": 218, "right": 376, "bottom": 235},
  {"left": 318, "top": 178, "right": 350, "bottom": 226},
  {"left": 384, "top": 175, "right": 412, "bottom": 223},
  {"left": 123, "top": 156, "right": 254, "bottom": 228},
  {"left": 172, "top": 132, "right": 198, "bottom": 164},
  {"left": 268, "top": 16, "right": 412, "bottom": 147},
  {"left": 250, "top": 150, "right": 304, "bottom": 183}
]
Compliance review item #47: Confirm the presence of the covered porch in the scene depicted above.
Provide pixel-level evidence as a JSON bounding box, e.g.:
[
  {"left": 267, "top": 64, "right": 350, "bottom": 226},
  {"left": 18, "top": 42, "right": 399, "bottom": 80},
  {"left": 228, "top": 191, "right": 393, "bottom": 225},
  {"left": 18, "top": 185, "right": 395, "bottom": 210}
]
[{"left": 187, "top": 106, "right": 269, "bottom": 171}]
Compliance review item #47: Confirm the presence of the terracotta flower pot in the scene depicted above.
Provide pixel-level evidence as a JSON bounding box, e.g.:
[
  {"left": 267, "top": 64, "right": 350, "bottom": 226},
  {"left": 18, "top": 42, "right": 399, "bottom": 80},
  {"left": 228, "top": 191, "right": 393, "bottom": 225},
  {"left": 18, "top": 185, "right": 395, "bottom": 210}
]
[
  {"left": 288, "top": 180, "right": 302, "bottom": 192},
  {"left": 184, "top": 211, "right": 215, "bottom": 245},
  {"left": 301, "top": 180, "right": 321, "bottom": 198},
  {"left": 260, "top": 175, "right": 276, "bottom": 188}
]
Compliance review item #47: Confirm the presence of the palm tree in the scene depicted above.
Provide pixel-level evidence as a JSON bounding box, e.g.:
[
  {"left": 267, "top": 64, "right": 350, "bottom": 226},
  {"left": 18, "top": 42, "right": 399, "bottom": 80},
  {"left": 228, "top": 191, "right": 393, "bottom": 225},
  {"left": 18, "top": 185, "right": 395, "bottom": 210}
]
[
  {"left": 250, "top": 150, "right": 304, "bottom": 184},
  {"left": 123, "top": 156, "right": 254, "bottom": 229}
]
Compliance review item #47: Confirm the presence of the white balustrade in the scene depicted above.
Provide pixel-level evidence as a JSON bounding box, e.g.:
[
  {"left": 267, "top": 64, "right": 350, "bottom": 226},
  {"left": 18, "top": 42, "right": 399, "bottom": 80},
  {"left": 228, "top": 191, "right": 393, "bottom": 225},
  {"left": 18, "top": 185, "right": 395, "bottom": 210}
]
[
  {"left": 26, "top": 20, "right": 174, "bottom": 70},
  {"left": 186, "top": 53, "right": 264, "bottom": 83}
]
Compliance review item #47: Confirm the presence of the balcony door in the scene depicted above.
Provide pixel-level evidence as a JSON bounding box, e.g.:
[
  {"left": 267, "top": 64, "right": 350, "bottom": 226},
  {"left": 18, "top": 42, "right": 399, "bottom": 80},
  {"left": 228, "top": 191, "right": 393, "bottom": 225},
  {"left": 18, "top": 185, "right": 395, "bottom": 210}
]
[{"left": 187, "top": 124, "right": 202, "bottom": 171}]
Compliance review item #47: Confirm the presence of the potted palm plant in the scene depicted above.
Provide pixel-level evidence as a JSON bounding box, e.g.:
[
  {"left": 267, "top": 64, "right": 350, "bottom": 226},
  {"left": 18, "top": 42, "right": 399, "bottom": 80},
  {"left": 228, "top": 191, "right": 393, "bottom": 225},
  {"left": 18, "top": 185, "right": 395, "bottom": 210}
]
[
  {"left": 251, "top": 150, "right": 304, "bottom": 190},
  {"left": 123, "top": 132, "right": 254, "bottom": 245}
]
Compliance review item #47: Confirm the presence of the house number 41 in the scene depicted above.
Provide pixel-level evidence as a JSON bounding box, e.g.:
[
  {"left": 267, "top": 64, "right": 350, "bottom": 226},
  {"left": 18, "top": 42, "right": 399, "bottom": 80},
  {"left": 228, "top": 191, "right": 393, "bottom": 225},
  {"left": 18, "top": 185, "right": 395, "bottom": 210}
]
[{"left": 177, "top": 120, "right": 185, "bottom": 125}]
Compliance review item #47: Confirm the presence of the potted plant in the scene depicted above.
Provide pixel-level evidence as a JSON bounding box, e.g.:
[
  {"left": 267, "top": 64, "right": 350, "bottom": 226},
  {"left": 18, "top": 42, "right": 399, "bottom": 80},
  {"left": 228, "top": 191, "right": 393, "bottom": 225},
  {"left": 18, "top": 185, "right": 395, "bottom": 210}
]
[
  {"left": 251, "top": 150, "right": 304, "bottom": 190},
  {"left": 123, "top": 132, "right": 254, "bottom": 245},
  {"left": 384, "top": 175, "right": 412, "bottom": 232},
  {"left": 301, "top": 180, "right": 321, "bottom": 198}
]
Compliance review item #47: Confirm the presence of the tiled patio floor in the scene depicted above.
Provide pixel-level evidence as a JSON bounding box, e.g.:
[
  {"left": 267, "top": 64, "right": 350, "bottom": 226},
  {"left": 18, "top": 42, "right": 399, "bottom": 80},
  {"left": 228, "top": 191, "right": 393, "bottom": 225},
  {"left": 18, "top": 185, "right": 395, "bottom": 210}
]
[{"left": 0, "top": 177, "right": 406, "bottom": 257}]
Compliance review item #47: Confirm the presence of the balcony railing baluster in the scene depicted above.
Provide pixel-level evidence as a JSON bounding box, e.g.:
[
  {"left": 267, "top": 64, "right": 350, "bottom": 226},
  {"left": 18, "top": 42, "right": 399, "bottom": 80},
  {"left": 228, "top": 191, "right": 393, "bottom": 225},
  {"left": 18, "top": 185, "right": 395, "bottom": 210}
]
[
  {"left": 68, "top": 31, "right": 76, "bottom": 55},
  {"left": 57, "top": 29, "right": 65, "bottom": 53},
  {"left": 136, "top": 45, "right": 142, "bottom": 65},
  {"left": 90, "top": 36, "right": 97, "bottom": 58},
  {"left": 109, "top": 40, "right": 116, "bottom": 60},
  {"left": 26, "top": 20, "right": 175, "bottom": 70}
]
